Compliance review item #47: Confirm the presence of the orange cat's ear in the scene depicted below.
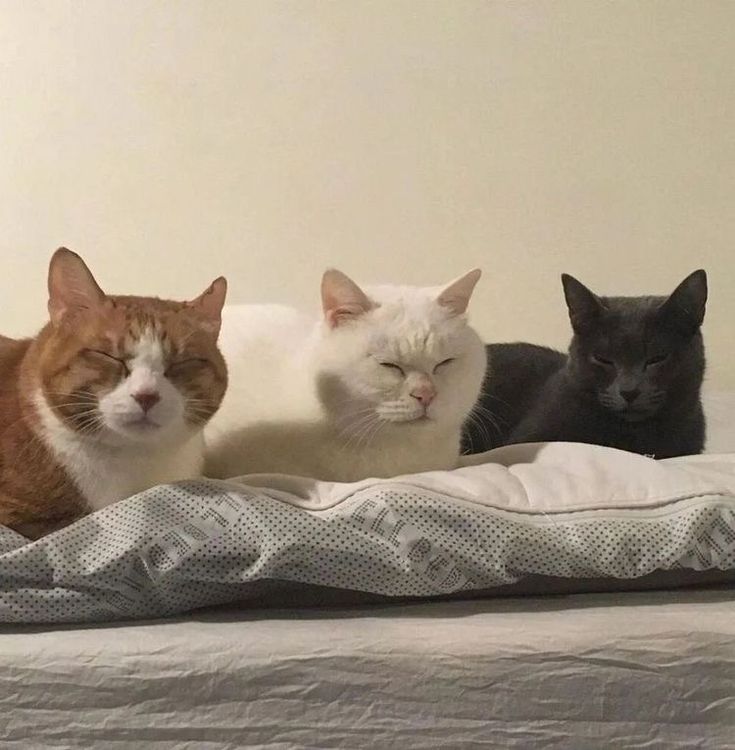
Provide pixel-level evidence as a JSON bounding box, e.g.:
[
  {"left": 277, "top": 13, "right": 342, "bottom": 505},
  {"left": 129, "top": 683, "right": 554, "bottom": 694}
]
[
  {"left": 321, "top": 269, "right": 374, "bottom": 328},
  {"left": 48, "top": 248, "right": 106, "bottom": 326},
  {"left": 188, "top": 277, "right": 227, "bottom": 335},
  {"left": 437, "top": 269, "right": 482, "bottom": 316}
]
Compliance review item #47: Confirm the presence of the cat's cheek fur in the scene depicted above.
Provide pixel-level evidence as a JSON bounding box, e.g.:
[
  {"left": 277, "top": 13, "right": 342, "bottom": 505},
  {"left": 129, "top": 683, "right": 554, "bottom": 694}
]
[
  {"left": 34, "top": 390, "right": 204, "bottom": 511},
  {"left": 96, "top": 379, "right": 187, "bottom": 443}
]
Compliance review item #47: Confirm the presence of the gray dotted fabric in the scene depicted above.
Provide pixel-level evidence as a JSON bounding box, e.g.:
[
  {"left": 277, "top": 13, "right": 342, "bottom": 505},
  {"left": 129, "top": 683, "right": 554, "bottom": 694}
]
[{"left": 0, "top": 480, "right": 733, "bottom": 624}]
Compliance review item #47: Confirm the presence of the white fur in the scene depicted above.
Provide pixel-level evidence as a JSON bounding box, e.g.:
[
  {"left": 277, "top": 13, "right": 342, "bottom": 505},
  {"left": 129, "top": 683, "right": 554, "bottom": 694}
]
[
  {"left": 96, "top": 330, "right": 187, "bottom": 444},
  {"left": 205, "top": 286, "right": 486, "bottom": 482},
  {"left": 35, "top": 330, "right": 204, "bottom": 511}
]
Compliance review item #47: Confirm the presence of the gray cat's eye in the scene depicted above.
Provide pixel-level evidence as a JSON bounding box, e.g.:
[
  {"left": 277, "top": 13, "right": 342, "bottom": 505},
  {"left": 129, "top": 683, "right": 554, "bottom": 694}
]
[
  {"left": 592, "top": 354, "right": 614, "bottom": 367},
  {"left": 645, "top": 354, "right": 669, "bottom": 367}
]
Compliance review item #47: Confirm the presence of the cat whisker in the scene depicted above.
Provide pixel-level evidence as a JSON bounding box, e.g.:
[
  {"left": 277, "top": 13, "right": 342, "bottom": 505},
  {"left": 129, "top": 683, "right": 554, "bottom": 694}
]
[
  {"left": 42, "top": 390, "right": 100, "bottom": 401},
  {"left": 468, "top": 407, "right": 503, "bottom": 445},
  {"left": 72, "top": 415, "right": 106, "bottom": 438},
  {"left": 341, "top": 413, "right": 382, "bottom": 453},
  {"left": 354, "top": 418, "right": 383, "bottom": 454},
  {"left": 186, "top": 406, "right": 219, "bottom": 423},
  {"left": 68, "top": 409, "right": 102, "bottom": 424},
  {"left": 337, "top": 408, "right": 376, "bottom": 426},
  {"left": 476, "top": 392, "right": 515, "bottom": 412},
  {"left": 471, "top": 402, "right": 508, "bottom": 428},
  {"left": 339, "top": 412, "right": 380, "bottom": 448},
  {"left": 334, "top": 407, "right": 380, "bottom": 438},
  {"left": 49, "top": 404, "right": 102, "bottom": 414},
  {"left": 187, "top": 406, "right": 217, "bottom": 417},
  {"left": 357, "top": 416, "right": 386, "bottom": 455},
  {"left": 464, "top": 412, "right": 494, "bottom": 453},
  {"left": 367, "top": 417, "right": 390, "bottom": 450}
]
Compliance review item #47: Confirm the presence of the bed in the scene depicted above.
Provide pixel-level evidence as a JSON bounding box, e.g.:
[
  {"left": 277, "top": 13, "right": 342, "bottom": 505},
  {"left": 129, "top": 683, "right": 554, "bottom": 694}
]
[
  {"left": 1, "top": 388, "right": 734, "bottom": 749},
  {"left": 2, "top": 588, "right": 733, "bottom": 749}
]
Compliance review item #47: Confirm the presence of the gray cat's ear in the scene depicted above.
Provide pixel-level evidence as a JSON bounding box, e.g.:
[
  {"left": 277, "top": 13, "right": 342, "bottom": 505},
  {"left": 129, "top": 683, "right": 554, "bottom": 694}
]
[
  {"left": 561, "top": 274, "right": 603, "bottom": 333},
  {"left": 321, "top": 269, "right": 374, "bottom": 328},
  {"left": 437, "top": 269, "right": 482, "bottom": 316},
  {"left": 188, "top": 277, "right": 228, "bottom": 336},
  {"left": 659, "top": 269, "right": 707, "bottom": 334},
  {"left": 48, "top": 247, "right": 107, "bottom": 326}
]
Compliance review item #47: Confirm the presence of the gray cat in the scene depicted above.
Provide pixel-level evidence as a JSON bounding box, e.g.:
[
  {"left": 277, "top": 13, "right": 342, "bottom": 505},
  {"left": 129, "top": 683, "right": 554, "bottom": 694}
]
[{"left": 463, "top": 270, "right": 707, "bottom": 458}]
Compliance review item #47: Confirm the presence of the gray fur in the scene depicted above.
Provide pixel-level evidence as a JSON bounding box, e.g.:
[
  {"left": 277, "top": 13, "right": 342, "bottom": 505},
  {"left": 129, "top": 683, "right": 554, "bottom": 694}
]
[{"left": 463, "top": 270, "right": 707, "bottom": 458}]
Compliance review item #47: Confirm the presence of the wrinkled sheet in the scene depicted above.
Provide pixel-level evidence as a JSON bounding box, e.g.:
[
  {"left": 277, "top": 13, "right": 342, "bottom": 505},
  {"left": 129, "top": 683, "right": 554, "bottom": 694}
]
[
  {"left": 1, "top": 589, "right": 734, "bottom": 749},
  {"left": 1, "top": 444, "right": 734, "bottom": 623}
]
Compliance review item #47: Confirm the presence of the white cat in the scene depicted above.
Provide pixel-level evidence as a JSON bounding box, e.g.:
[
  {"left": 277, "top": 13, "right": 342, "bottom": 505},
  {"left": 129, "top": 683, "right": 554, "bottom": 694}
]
[{"left": 204, "top": 269, "right": 486, "bottom": 482}]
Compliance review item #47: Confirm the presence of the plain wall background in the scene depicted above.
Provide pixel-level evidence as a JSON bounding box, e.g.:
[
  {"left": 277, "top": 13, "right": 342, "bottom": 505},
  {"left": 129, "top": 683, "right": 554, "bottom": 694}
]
[{"left": 1, "top": 1, "right": 733, "bottom": 385}]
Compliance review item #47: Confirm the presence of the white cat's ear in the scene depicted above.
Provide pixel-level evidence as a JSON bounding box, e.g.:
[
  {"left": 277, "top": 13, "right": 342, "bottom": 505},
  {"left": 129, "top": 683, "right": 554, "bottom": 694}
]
[
  {"left": 437, "top": 269, "right": 482, "bottom": 316},
  {"left": 188, "top": 277, "right": 228, "bottom": 335},
  {"left": 561, "top": 274, "right": 604, "bottom": 333},
  {"left": 48, "top": 248, "right": 107, "bottom": 325},
  {"left": 321, "top": 269, "right": 374, "bottom": 328},
  {"left": 659, "top": 269, "right": 707, "bottom": 335}
]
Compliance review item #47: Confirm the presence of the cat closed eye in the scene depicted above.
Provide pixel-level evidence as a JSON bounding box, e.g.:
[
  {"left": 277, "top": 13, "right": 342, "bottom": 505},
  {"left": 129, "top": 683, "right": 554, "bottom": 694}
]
[
  {"left": 165, "top": 358, "right": 211, "bottom": 376},
  {"left": 645, "top": 354, "right": 669, "bottom": 367},
  {"left": 379, "top": 362, "right": 404, "bottom": 375},
  {"left": 433, "top": 358, "right": 456, "bottom": 372},
  {"left": 83, "top": 349, "right": 130, "bottom": 375},
  {"left": 592, "top": 354, "right": 614, "bottom": 367}
]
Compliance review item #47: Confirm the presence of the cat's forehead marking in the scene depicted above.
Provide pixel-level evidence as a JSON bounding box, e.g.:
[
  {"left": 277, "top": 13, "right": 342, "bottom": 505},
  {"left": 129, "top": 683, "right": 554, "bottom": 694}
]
[
  {"left": 401, "top": 328, "right": 441, "bottom": 356},
  {"left": 109, "top": 310, "right": 178, "bottom": 356},
  {"left": 130, "top": 328, "right": 165, "bottom": 372},
  {"left": 372, "top": 324, "right": 450, "bottom": 365},
  {"left": 359, "top": 291, "right": 467, "bottom": 367}
]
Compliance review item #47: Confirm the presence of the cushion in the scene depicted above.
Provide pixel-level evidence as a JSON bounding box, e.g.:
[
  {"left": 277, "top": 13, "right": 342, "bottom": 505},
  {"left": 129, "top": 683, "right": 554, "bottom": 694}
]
[{"left": 1, "top": 442, "right": 733, "bottom": 624}]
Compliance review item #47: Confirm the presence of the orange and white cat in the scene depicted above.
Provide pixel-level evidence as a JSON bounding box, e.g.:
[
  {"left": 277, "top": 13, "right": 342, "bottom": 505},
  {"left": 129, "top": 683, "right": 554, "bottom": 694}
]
[{"left": 0, "top": 248, "right": 228, "bottom": 539}]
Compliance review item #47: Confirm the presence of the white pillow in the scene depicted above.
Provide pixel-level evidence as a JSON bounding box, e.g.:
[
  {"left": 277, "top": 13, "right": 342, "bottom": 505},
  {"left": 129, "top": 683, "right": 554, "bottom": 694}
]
[{"left": 1, "top": 443, "right": 733, "bottom": 624}]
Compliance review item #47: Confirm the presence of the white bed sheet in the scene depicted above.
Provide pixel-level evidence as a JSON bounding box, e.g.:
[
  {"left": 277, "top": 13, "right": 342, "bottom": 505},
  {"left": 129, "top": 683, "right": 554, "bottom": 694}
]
[{"left": 1, "top": 588, "right": 734, "bottom": 749}]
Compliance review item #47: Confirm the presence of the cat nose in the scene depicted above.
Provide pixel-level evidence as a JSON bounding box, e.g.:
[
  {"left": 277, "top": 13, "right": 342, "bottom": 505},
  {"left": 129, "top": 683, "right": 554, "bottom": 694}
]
[
  {"left": 620, "top": 388, "right": 641, "bottom": 404},
  {"left": 133, "top": 391, "right": 161, "bottom": 413},
  {"left": 410, "top": 385, "right": 436, "bottom": 407}
]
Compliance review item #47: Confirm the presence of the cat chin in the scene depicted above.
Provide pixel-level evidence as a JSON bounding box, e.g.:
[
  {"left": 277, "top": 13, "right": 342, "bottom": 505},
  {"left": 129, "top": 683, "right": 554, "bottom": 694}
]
[
  {"left": 96, "top": 418, "right": 192, "bottom": 447},
  {"left": 598, "top": 396, "right": 661, "bottom": 423},
  {"left": 378, "top": 415, "right": 440, "bottom": 430},
  {"left": 374, "top": 408, "right": 432, "bottom": 424},
  {"left": 379, "top": 416, "right": 431, "bottom": 426},
  {"left": 613, "top": 408, "right": 659, "bottom": 423}
]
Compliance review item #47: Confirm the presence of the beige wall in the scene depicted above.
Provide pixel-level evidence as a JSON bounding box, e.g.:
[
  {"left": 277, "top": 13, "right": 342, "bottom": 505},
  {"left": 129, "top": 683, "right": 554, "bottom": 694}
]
[{"left": 1, "top": 1, "right": 733, "bottom": 385}]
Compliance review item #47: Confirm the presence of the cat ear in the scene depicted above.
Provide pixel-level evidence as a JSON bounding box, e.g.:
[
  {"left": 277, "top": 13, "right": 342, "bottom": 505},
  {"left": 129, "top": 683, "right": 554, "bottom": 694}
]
[
  {"left": 561, "top": 274, "right": 604, "bottom": 333},
  {"left": 437, "top": 269, "right": 482, "bottom": 316},
  {"left": 48, "top": 248, "right": 106, "bottom": 325},
  {"left": 187, "top": 277, "right": 228, "bottom": 335},
  {"left": 321, "top": 269, "right": 374, "bottom": 328},
  {"left": 658, "top": 269, "right": 707, "bottom": 335}
]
